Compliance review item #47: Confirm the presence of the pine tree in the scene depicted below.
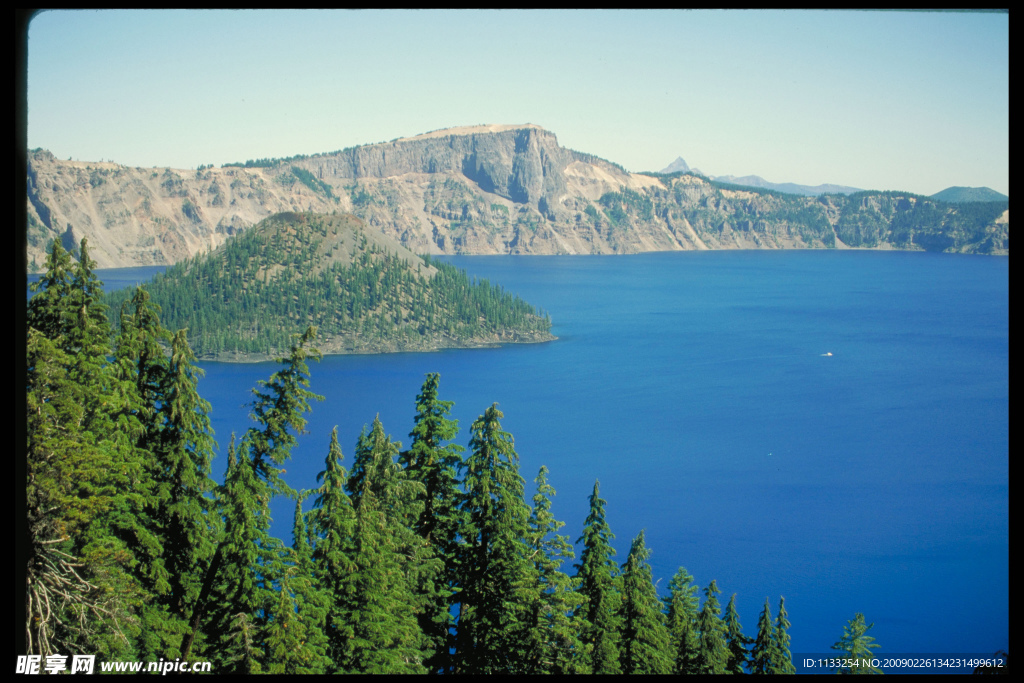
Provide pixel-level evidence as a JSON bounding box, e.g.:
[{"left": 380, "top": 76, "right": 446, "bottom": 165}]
[
  {"left": 831, "top": 613, "right": 882, "bottom": 674},
  {"left": 342, "top": 415, "right": 431, "bottom": 672},
  {"left": 110, "top": 290, "right": 221, "bottom": 660},
  {"left": 574, "top": 480, "right": 623, "bottom": 675},
  {"left": 619, "top": 530, "right": 674, "bottom": 674},
  {"left": 695, "top": 580, "right": 730, "bottom": 674},
  {"left": 200, "top": 329, "right": 322, "bottom": 672},
  {"left": 202, "top": 433, "right": 273, "bottom": 672},
  {"left": 724, "top": 592, "right": 754, "bottom": 674},
  {"left": 27, "top": 239, "right": 75, "bottom": 349},
  {"left": 342, "top": 488, "right": 427, "bottom": 674},
  {"left": 453, "top": 403, "right": 533, "bottom": 674},
  {"left": 750, "top": 597, "right": 777, "bottom": 675},
  {"left": 308, "top": 427, "right": 356, "bottom": 671},
  {"left": 159, "top": 329, "right": 218, "bottom": 621},
  {"left": 400, "top": 373, "right": 465, "bottom": 673},
  {"left": 110, "top": 289, "right": 179, "bottom": 661},
  {"left": 25, "top": 239, "right": 151, "bottom": 659},
  {"left": 264, "top": 499, "right": 331, "bottom": 674},
  {"left": 25, "top": 329, "right": 143, "bottom": 657},
  {"left": 523, "top": 466, "right": 588, "bottom": 674},
  {"left": 244, "top": 326, "right": 323, "bottom": 497},
  {"left": 346, "top": 415, "right": 405, "bottom": 514},
  {"left": 664, "top": 566, "right": 701, "bottom": 674},
  {"left": 773, "top": 596, "right": 796, "bottom": 674}
]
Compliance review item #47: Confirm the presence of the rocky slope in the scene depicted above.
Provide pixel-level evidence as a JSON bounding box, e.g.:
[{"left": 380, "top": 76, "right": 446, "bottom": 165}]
[{"left": 26, "top": 125, "right": 1009, "bottom": 270}]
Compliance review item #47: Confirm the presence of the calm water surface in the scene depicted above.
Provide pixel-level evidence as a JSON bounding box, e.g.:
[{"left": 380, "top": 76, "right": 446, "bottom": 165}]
[{"left": 50, "top": 250, "right": 1008, "bottom": 665}]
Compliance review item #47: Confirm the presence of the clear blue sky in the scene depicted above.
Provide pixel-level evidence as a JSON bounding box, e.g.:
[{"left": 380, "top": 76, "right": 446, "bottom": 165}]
[{"left": 27, "top": 9, "right": 1008, "bottom": 196}]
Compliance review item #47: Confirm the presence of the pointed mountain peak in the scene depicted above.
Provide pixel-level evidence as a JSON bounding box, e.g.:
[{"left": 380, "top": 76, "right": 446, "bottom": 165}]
[{"left": 660, "top": 156, "right": 691, "bottom": 174}]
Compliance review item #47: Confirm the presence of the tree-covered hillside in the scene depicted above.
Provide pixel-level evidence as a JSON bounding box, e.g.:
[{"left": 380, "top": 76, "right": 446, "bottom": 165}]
[
  {"left": 930, "top": 186, "right": 1008, "bottom": 204},
  {"left": 103, "top": 212, "right": 553, "bottom": 359}
]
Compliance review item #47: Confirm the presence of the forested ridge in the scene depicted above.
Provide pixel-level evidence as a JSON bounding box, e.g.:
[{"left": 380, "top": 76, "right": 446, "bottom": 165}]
[
  {"left": 23, "top": 237, "right": 906, "bottom": 674},
  {"left": 101, "top": 212, "right": 553, "bottom": 360}
]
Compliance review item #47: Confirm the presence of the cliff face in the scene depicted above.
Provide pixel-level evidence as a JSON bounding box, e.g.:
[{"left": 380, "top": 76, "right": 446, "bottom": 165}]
[{"left": 25, "top": 125, "right": 1008, "bottom": 270}]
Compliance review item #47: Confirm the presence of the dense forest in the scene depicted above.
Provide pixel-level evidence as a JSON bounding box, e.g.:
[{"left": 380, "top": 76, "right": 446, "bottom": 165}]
[
  {"left": 24, "top": 237, "right": 907, "bottom": 674},
  {"left": 101, "top": 213, "right": 553, "bottom": 359}
]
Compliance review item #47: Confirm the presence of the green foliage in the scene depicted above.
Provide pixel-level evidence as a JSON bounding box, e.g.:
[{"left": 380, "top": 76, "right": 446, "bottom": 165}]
[
  {"left": 222, "top": 152, "right": 312, "bottom": 169},
  {"left": 290, "top": 166, "right": 337, "bottom": 201},
  {"left": 831, "top": 613, "right": 882, "bottom": 674},
  {"left": 523, "top": 466, "right": 589, "bottom": 674},
  {"left": 401, "top": 374, "right": 465, "bottom": 672},
  {"left": 350, "top": 186, "right": 375, "bottom": 207},
  {"left": 619, "top": 530, "right": 674, "bottom": 674},
  {"left": 264, "top": 502, "right": 331, "bottom": 674},
  {"left": 695, "top": 579, "right": 730, "bottom": 674},
  {"left": 341, "top": 487, "right": 427, "bottom": 674},
  {"left": 773, "top": 596, "right": 797, "bottom": 674},
  {"left": 103, "top": 213, "right": 551, "bottom": 358},
  {"left": 599, "top": 188, "right": 655, "bottom": 225},
  {"left": 574, "top": 480, "right": 623, "bottom": 674},
  {"left": 751, "top": 597, "right": 778, "bottom": 674},
  {"left": 724, "top": 592, "right": 754, "bottom": 674},
  {"left": 26, "top": 240, "right": 150, "bottom": 659},
  {"left": 308, "top": 428, "right": 356, "bottom": 670},
  {"left": 664, "top": 566, "right": 701, "bottom": 674},
  {"left": 454, "top": 404, "right": 533, "bottom": 674},
  {"left": 200, "top": 329, "right": 322, "bottom": 672}
]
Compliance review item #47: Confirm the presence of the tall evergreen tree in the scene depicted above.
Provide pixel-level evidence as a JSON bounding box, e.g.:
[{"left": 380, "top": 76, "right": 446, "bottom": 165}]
[
  {"left": 27, "top": 239, "right": 75, "bottom": 342},
  {"left": 343, "top": 415, "right": 431, "bottom": 672},
  {"left": 400, "top": 373, "right": 465, "bottom": 673},
  {"left": 263, "top": 499, "right": 331, "bottom": 674},
  {"left": 453, "top": 403, "right": 533, "bottom": 674},
  {"left": 308, "top": 427, "right": 357, "bottom": 671},
  {"left": 25, "top": 328, "right": 142, "bottom": 657},
  {"left": 574, "top": 480, "right": 623, "bottom": 675},
  {"left": 200, "top": 328, "right": 322, "bottom": 672},
  {"left": 773, "top": 596, "right": 796, "bottom": 675},
  {"left": 750, "top": 597, "right": 777, "bottom": 675},
  {"left": 202, "top": 431, "right": 273, "bottom": 672},
  {"left": 664, "top": 566, "right": 701, "bottom": 674},
  {"left": 159, "top": 329, "right": 218, "bottom": 622},
  {"left": 831, "top": 613, "right": 882, "bottom": 674},
  {"left": 724, "top": 592, "right": 754, "bottom": 674},
  {"left": 341, "top": 488, "right": 427, "bottom": 674},
  {"left": 524, "top": 466, "right": 589, "bottom": 674},
  {"left": 619, "top": 530, "right": 674, "bottom": 674},
  {"left": 25, "top": 238, "right": 151, "bottom": 659},
  {"left": 695, "top": 580, "right": 730, "bottom": 674},
  {"left": 111, "top": 289, "right": 215, "bottom": 661}
]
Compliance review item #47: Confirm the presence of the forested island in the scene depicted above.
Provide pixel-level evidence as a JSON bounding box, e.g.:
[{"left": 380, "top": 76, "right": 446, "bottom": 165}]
[
  {"left": 25, "top": 237, "right": 906, "bottom": 674},
  {"left": 102, "top": 212, "right": 554, "bottom": 360}
]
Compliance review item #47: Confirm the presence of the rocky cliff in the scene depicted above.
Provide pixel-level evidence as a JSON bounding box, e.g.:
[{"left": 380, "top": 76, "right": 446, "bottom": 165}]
[{"left": 25, "top": 125, "right": 1008, "bottom": 270}]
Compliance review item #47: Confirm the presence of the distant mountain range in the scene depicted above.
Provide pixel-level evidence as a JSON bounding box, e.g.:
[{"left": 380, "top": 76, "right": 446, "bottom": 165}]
[
  {"left": 658, "top": 158, "right": 1008, "bottom": 203},
  {"left": 657, "top": 157, "right": 862, "bottom": 196},
  {"left": 24, "top": 125, "right": 1009, "bottom": 270}
]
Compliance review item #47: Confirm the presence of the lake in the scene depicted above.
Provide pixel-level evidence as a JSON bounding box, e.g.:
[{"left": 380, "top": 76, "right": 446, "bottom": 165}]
[{"left": 30, "top": 250, "right": 1008, "bottom": 670}]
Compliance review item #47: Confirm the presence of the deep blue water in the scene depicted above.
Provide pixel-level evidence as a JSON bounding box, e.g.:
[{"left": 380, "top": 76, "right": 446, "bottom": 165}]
[{"left": 31, "top": 251, "right": 1008, "bottom": 668}]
